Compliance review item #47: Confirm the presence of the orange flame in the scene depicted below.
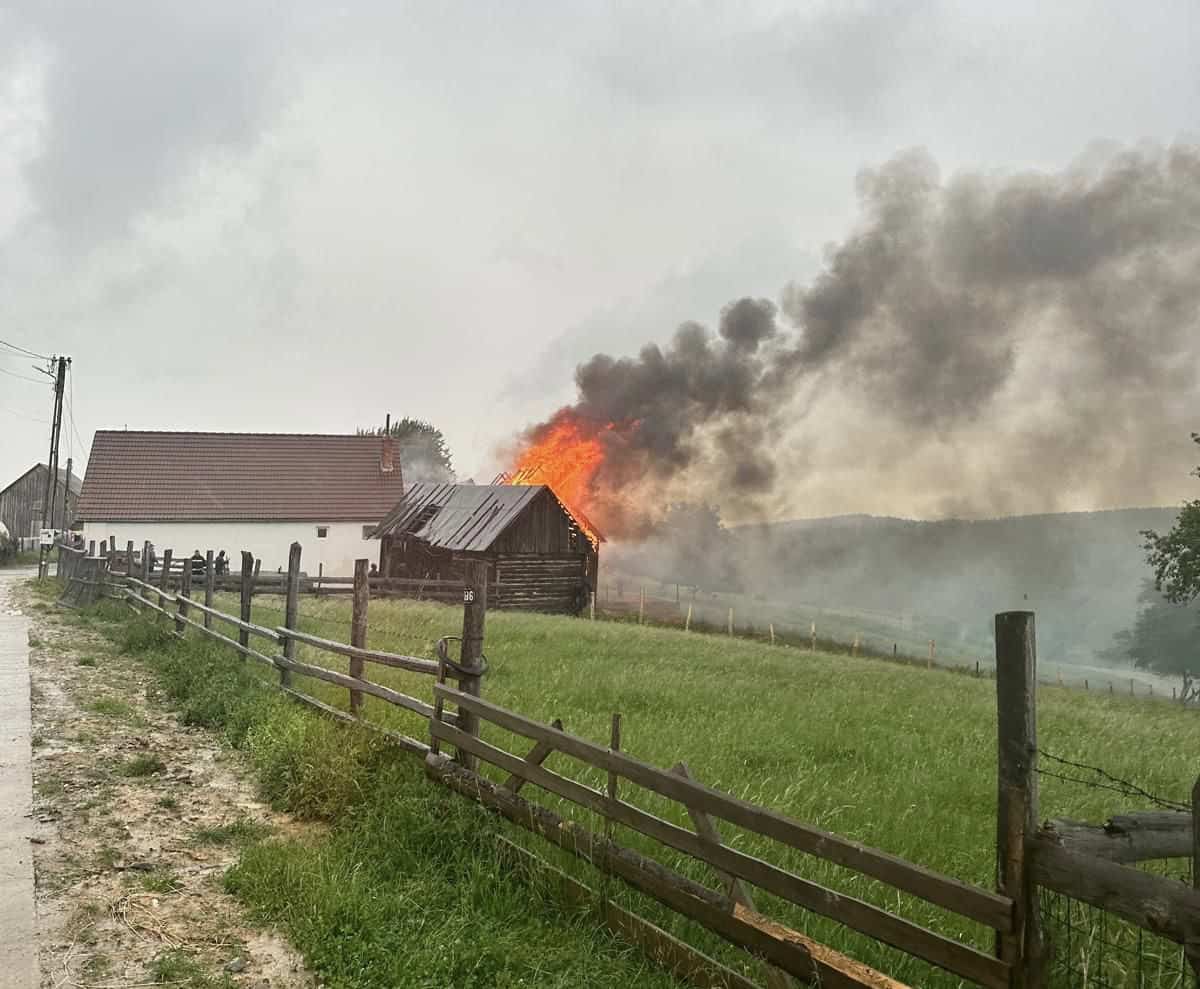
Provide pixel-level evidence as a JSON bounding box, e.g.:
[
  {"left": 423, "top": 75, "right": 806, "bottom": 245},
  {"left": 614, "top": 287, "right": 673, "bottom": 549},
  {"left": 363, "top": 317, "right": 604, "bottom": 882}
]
[{"left": 506, "top": 413, "right": 620, "bottom": 545}]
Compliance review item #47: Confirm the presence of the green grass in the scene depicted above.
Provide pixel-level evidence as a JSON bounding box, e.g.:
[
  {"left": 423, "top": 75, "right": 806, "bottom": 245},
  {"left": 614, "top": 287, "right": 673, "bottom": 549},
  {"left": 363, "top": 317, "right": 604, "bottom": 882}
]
[
  {"left": 146, "top": 949, "right": 234, "bottom": 988},
  {"left": 119, "top": 754, "right": 167, "bottom": 777},
  {"left": 88, "top": 589, "right": 1200, "bottom": 988},
  {"left": 191, "top": 819, "right": 271, "bottom": 847},
  {"left": 87, "top": 695, "right": 144, "bottom": 724},
  {"left": 237, "top": 592, "right": 1200, "bottom": 987},
  {"left": 0, "top": 549, "right": 40, "bottom": 569},
  {"left": 94, "top": 607, "right": 684, "bottom": 989}
]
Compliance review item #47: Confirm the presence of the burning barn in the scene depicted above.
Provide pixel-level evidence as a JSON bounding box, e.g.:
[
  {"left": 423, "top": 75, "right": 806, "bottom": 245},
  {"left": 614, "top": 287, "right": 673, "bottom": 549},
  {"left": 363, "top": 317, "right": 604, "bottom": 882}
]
[{"left": 369, "top": 482, "right": 601, "bottom": 614}]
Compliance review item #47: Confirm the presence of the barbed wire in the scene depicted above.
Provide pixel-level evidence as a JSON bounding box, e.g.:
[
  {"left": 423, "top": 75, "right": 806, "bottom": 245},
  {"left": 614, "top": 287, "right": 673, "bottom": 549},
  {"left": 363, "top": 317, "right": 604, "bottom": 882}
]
[{"left": 1036, "top": 748, "right": 1189, "bottom": 811}]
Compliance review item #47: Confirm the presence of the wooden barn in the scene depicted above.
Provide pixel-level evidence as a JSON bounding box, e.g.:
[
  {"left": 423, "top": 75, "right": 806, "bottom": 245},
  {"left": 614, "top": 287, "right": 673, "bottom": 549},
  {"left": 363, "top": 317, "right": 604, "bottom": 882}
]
[
  {"left": 369, "top": 482, "right": 601, "bottom": 614},
  {"left": 0, "top": 463, "right": 81, "bottom": 548}
]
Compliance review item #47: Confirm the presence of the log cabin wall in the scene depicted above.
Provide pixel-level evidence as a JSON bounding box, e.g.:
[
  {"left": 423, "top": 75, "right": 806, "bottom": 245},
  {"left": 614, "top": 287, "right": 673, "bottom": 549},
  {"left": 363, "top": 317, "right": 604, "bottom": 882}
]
[{"left": 378, "top": 486, "right": 598, "bottom": 615}]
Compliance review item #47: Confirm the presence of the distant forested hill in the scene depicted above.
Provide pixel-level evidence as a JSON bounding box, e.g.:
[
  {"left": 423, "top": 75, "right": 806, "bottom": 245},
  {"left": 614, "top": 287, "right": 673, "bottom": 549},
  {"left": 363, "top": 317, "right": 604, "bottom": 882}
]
[
  {"left": 615, "top": 508, "right": 1179, "bottom": 664},
  {"left": 737, "top": 508, "right": 1180, "bottom": 662}
]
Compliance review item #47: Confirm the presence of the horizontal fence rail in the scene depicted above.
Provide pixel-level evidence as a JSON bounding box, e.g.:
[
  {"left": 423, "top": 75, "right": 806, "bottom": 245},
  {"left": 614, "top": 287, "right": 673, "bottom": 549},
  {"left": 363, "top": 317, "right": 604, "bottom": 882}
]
[
  {"left": 61, "top": 540, "right": 1199, "bottom": 989},
  {"left": 430, "top": 683, "right": 1014, "bottom": 989}
]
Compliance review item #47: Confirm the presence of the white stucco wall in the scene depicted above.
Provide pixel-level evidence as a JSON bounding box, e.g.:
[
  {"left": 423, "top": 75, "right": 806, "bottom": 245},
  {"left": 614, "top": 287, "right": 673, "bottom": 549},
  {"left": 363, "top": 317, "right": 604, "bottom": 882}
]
[{"left": 80, "top": 521, "right": 380, "bottom": 577}]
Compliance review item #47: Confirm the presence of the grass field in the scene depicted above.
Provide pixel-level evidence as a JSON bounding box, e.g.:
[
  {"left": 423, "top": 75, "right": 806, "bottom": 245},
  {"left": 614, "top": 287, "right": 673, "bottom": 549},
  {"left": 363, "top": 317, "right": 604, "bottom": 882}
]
[{"left": 199, "top": 590, "right": 1200, "bottom": 988}]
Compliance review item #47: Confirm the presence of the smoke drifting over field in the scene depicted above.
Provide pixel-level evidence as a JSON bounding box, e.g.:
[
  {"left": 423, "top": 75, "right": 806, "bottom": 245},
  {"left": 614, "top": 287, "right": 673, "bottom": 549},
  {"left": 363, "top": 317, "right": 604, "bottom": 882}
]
[{"left": 519, "top": 144, "right": 1200, "bottom": 538}]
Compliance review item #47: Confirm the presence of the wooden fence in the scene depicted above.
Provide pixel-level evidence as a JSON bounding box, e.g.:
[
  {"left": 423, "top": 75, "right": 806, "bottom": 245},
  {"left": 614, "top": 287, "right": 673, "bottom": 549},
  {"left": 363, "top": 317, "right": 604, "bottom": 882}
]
[{"left": 54, "top": 540, "right": 1200, "bottom": 988}]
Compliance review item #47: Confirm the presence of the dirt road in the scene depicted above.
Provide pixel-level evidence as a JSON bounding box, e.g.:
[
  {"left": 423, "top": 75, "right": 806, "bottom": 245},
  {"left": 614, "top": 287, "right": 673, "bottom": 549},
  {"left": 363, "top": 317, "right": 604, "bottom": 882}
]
[{"left": 13, "top": 578, "right": 314, "bottom": 988}]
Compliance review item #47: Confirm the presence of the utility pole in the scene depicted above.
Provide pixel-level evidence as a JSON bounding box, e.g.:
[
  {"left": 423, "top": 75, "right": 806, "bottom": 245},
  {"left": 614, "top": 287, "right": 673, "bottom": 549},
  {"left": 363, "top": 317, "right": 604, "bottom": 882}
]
[{"left": 38, "top": 356, "right": 69, "bottom": 580}]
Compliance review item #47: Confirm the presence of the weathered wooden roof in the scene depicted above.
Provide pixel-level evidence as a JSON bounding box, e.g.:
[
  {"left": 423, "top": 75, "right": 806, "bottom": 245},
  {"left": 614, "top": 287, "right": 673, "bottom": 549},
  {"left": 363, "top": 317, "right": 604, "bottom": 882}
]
[{"left": 369, "top": 482, "right": 600, "bottom": 552}]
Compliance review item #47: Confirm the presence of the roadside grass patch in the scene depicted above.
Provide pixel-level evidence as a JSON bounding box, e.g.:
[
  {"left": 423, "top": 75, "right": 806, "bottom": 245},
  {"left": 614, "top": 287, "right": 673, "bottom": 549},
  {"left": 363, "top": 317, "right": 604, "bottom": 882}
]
[
  {"left": 147, "top": 949, "right": 233, "bottom": 989},
  {"left": 192, "top": 819, "right": 271, "bottom": 847},
  {"left": 103, "top": 615, "right": 690, "bottom": 989},
  {"left": 156, "top": 795, "right": 180, "bottom": 811},
  {"left": 140, "top": 869, "right": 183, "bottom": 894},
  {"left": 119, "top": 754, "right": 167, "bottom": 778},
  {"left": 87, "top": 696, "right": 143, "bottom": 724},
  {"left": 76, "top": 654, "right": 97, "bottom": 667}
]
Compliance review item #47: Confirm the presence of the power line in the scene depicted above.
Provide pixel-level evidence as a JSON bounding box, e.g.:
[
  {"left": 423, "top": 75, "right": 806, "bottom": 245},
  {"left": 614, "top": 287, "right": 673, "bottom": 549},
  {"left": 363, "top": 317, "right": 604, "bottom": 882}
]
[
  {"left": 0, "top": 364, "right": 48, "bottom": 385},
  {"left": 67, "top": 365, "right": 89, "bottom": 462},
  {"left": 0, "top": 337, "right": 50, "bottom": 361}
]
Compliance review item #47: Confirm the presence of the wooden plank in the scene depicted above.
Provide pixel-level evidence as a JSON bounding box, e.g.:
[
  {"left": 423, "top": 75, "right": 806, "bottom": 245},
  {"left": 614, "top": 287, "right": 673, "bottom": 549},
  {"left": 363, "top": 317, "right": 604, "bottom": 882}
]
[
  {"left": 350, "top": 558, "right": 369, "bottom": 715},
  {"left": 1041, "top": 814, "right": 1191, "bottom": 863},
  {"left": 429, "top": 720, "right": 1008, "bottom": 989},
  {"left": 187, "top": 600, "right": 280, "bottom": 642},
  {"left": 281, "top": 542, "right": 301, "bottom": 688},
  {"left": 176, "top": 553, "right": 192, "bottom": 635},
  {"left": 158, "top": 548, "right": 172, "bottom": 614},
  {"left": 674, "top": 763, "right": 794, "bottom": 989},
  {"left": 203, "top": 550, "right": 215, "bottom": 630},
  {"left": 276, "top": 627, "right": 439, "bottom": 676},
  {"left": 1029, "top": 835, "right": 1200, "bottom": 945},
  {"left": 497, "top": 837, "right": 762, "bottom": 989},
  {"left": 426, "top": 752, "right": 909, "bottom": 989},
  {"left": 239, "top": 550, "right": 254, "bottom": 652},
  {"left": 432, "top": 684, "right": 1014, "bottom": 934},
  {"left": 275, "top": 654, "right": 437, "bottom": 720},
  {"left": 994, "top": 610, "right": 1041, "bottom": 986},
  {"left": 501, "top": 718, "right": 564, "bottom": 794},
  {"left": 457, "top": 559, "right": 488, "bottom": 771},
  {"left": 1192, "top": 778, "right": 1200, "bottom": 982}
]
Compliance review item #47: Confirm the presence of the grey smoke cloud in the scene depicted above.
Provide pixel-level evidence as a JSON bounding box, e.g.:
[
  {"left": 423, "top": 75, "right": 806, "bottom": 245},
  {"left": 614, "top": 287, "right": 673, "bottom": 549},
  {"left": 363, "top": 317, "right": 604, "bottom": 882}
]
[{"left": 533, "top": 143, "right": 1200, "bottom": 536}]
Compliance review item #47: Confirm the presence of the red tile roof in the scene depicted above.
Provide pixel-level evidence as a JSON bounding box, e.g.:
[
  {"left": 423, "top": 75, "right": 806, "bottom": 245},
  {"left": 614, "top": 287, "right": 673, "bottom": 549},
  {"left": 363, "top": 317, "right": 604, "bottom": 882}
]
[{"left": 76, "top": 431, "right": 405, "bottom": 522}]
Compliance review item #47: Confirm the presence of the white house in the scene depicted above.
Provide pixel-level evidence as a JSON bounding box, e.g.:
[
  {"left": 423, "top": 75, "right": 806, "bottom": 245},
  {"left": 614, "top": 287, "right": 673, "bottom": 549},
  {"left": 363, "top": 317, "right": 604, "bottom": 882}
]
[{"left": 75, "top": 430, "right": 405, "bottom": 576}]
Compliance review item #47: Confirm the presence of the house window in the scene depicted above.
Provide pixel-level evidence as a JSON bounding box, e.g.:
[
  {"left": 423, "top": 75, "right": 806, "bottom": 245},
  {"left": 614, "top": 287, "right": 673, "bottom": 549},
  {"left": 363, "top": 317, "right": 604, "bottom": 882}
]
[{"left": 316, "top": 526, "right": 328, "bottom": 539}]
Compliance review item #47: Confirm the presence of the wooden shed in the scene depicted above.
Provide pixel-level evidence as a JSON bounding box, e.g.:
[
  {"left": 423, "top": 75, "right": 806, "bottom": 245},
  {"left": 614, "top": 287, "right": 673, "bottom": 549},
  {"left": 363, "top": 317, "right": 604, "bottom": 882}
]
[
  {"left": 369, "top": 482, "right": 601, "bottom": 614},
  {"left": 0, "top": 463, "right": 81, "bottom": 548}
]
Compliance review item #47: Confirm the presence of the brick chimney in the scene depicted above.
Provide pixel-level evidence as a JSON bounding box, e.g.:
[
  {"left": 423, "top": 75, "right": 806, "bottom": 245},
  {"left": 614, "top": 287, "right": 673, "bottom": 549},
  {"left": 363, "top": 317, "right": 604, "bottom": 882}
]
[{"left": 380, "top": 436, "right": 397, "bottom": 474}]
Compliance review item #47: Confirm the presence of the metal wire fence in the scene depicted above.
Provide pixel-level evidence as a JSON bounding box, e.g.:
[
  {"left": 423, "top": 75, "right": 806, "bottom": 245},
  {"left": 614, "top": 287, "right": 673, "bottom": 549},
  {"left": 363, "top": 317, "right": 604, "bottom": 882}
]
[
  {"left": 1040, "top": 855, "right": 1193, "bottom": 989},
  {"left": 1036, "top": 749, "right": 1195, "bottom": 988}
]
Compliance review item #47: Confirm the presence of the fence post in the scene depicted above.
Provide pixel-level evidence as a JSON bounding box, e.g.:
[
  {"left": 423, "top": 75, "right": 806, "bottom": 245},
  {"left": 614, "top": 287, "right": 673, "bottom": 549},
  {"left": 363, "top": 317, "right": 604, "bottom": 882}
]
[
  {"left": 124, "top": 540, "right": 133, "bottom": 576},
  {"left": 176, "top": 558, "right": 191, "bottom": 636},
  {"left": 928, "top": 639, "right": 935, "bottom": 669},
  {"left": 1191, "top": 778, "right": 1200, "bottom": 983},
  {"left": 280, "top": 542, "right": 301, "bottom": 688},
  {"left": 995, "top": 610, "right": 1041, "bottom": 988},
  {"left": 142, "top": 540, "right": 151, "bottom": 584},
  {"left": 727, "top": 608, "right": 734, "bottom": 637},
  {"left": 685, "top": 603, "right": 692, "bottom": 631},
  {"left": 158, "top": 549, "right": 172, "bottom": 616},
  {"left": 238, "top": 551, "right": 254, "bottom": 653},
  {"left": 457, "top": 557, "right": 488, "bottom": 771},
  {"left": 350, "top": 558, "right": 369, "bottom": 715},
  {"left": 203, "top": 550, "right": 214, "bottom": 630},
  {"left": 639, "top": 586, "right": 645, "bottom": 625}
]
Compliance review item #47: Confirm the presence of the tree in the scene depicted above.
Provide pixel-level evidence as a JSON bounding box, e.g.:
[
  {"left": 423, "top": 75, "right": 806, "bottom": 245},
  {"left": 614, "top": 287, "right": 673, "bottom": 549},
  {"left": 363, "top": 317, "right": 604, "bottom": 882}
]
[
  {"left": 1142, "top": 432, "right": 1200, "bottom": 604},
  {"left": 359, "top": 418, "right": 454, "bottom": 483},
  {"left": 1101, "top": 581, "right": 1200, "bottom": 676}
]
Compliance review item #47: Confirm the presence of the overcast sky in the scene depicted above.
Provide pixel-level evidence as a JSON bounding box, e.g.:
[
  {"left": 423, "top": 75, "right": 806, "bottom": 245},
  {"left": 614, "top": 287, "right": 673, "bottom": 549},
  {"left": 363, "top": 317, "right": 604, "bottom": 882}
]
[{"left": 2, "top": 1, "right": 1198, "bottom": 520}]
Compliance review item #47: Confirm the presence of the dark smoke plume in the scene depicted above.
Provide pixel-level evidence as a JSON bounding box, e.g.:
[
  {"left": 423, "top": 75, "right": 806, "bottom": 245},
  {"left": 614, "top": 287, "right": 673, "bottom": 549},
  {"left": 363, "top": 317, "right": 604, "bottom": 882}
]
[{"left": 529, "top": 143, "right": 1200, "bottom": 538}]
